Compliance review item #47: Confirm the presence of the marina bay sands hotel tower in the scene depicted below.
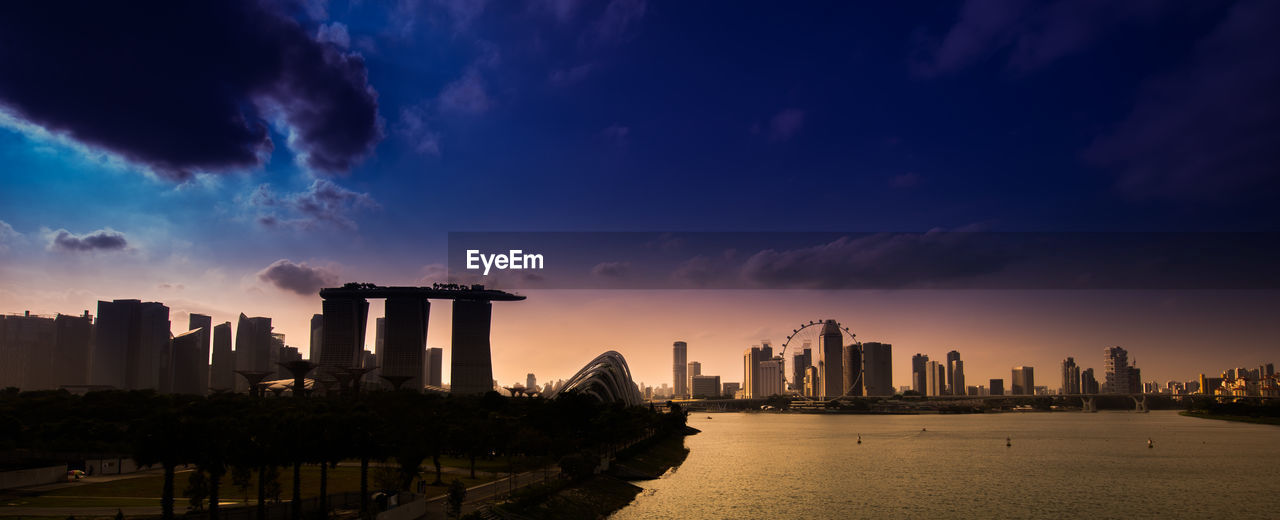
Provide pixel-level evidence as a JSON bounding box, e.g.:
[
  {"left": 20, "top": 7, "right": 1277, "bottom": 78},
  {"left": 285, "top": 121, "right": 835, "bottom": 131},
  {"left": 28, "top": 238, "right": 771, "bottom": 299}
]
[{"left": 318, "top": 283, "right": 525, "bottom": 394}]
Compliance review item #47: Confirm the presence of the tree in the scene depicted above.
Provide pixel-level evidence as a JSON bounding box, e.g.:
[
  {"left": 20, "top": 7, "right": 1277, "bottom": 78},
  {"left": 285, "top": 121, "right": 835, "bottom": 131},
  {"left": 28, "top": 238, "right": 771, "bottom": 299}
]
[
  {"left": 446, "top": 479, "right": 467, "bottom": 519},
  {"left": 184, "top": 470, "right": 209, "bottom": 512}
]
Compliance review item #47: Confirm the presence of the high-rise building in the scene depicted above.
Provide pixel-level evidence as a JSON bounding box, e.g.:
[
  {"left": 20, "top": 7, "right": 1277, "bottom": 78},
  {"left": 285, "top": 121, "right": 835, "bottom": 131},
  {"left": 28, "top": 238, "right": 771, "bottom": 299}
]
[
  {"left": 383, "top": 297, "right": 430, "bottom": 390},
  {"left": 691, "top": 374, "right": 721, "bottom": 397},
  {"left": 1061, "top": 357, "right": 1081, "bottom": 395},
  {"left": 450, "top": 300, "right": 494, "bottom": 395},
  {"left": 1011, "top": 366, "right": 1035, "bottom": 395},
  {"left": 673, "top": 341, "right": 688, "bottom": 398},
  {"left": 1080, "top": 367, "right": 1099, "bottom": 394},
  {"left": 1127, "top": 366, "right": 1142, "bottom": 394},
  {"left": 743, "top": 344, "right": 773, "bottom": 399},
  {"left": 234, "top": 313, "right": 273, "bottom": 392},
  {"left": 425, "top": 347, "right": 443, "bottom": 387},
  {"left": 792, "top": 346, "right": 812, "bottom": 393},
  {"left": 952, "top": 359, "right": 966, "bottom": 396},
  {"left": 526, "top": 373, "right": 537, "bottom": 390},
  {"left": 188, "top": 313, "right": 211, "bottom": 395},
  {"left": 911, "top": 353, "right": 929, "bottom": 394},
  {"left": 210, "top": 322, "right": 233, "bottom": 391},
  {"left": 92, "top": 300, "right": 170, "bottom": 390},
  {"left": 170, "top": 329, "right": 207, "bottom": 395},
  {"left": 759, "top": 357, "right": 785, "bottom": 397},
  {"left": 373, "top": 317, "right": 386, "bottom": 383},
  {"left": 722, "top": 381, "right": 740, "bottom": 398},
  {"left": 320, "top": 297, "right": 369, "bottom": 372},
  {"left": 817, "top": 321, "right": 843, "bottom": 399},
  {"left": 804, "top": 365, "right": 820, "bottom": 397},
  {"left": 687, "top": 361, "right": 701, "bottom": 392},
  {"left": 926, "top": 360, "right": 943, "bottom": 396},
  {"left": 0, "top": 311, "right": 55, "bottom": 390},
  {"left": 946, "top": 350, "right": 961, "bottom": 395},
  {"left": 989, "top": 378, "right": 1004, "bottom": 396},
  {"left": 1103, "top": 346, "right": 1129, "bottom": 394},
  {"left": 861, "top": 342, "right": 893, "bottom": 396},
  {"left": 843, "top": 342, "right": 863, "bottom": 397},
  {"left": 53, "top": 312, "right": 93, "bottom": 388},
  {"left": 309, "top": 314, "right": 323, "bottom": 362}
]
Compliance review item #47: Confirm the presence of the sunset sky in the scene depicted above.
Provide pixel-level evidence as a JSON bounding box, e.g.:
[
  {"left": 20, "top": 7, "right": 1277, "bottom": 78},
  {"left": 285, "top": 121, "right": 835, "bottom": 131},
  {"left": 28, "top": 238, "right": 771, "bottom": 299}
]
[{"left": 1, "top": 1, "right": 1277, "bottom": 390}]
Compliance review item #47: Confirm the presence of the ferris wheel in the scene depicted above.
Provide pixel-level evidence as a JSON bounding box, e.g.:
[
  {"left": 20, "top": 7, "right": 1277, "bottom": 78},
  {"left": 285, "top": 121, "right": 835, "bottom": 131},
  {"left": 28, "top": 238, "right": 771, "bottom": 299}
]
[{"left": 777, "top": 319, "right": 861, "bottom": 399}]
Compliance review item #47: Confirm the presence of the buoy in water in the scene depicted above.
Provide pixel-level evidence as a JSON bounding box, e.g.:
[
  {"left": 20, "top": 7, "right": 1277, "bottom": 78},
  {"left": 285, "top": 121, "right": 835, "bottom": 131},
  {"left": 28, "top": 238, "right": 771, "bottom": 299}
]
[
  {"left": 857, "top": 434, "right": 862, "bottom": 444},
  {"left": 1006, "top": 435, "right": 1012, "bottom": 447},
  {"left": 922, "top": 428, "right": 927, "bottom": 432},
  {"left": 1148, "top": 438, "right": 1154, "bottom": 449}
]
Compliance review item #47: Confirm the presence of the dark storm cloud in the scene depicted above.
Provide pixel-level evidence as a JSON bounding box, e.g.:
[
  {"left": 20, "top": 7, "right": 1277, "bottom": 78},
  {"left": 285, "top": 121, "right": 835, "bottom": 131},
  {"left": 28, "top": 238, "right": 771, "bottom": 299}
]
[
  {"left": 1084, "top": 0, "right": 1280, "bottom": 200},
  {"left": 257, "top": 259, "right": 339, "bottom": 296},
  {"left": 740, "top": 232, "right": 1009, "bottom": 289},
  {"left": 0, "top": 1, "right": 382, "bottom": 180},
  {"left": 47, "top": 229, "right": 128, "bottom": 253}
]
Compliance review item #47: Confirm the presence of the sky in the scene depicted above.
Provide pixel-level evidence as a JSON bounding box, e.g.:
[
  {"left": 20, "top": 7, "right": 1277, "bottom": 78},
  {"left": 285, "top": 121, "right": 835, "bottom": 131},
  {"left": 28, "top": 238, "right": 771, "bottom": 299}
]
[{"left": 0, "top": 0, "right": 1278, "bottom": 390}]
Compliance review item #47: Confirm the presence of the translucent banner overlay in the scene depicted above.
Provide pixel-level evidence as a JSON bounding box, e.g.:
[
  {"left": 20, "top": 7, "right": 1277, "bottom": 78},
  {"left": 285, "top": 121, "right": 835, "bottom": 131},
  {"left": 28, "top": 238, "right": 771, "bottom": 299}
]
[{"left": 446, "top": 232, "right": 1280, "bottom": 290}]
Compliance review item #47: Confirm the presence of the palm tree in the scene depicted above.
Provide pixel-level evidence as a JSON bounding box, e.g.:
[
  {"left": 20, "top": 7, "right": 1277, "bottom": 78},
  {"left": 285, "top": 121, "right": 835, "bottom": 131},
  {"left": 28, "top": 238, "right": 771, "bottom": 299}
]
[{"left": 130, "top": 394, "right": 187, "bottom": 520}]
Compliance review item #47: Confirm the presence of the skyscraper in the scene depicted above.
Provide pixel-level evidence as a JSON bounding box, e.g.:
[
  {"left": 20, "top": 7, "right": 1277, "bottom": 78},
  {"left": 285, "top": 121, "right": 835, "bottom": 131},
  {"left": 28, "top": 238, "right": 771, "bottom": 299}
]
[
  {"left": 234, "top": 313, "right": 273, "bottom": 392},
  {"left": 53, "top": 311, "right": 93, "bottom": 388},
  {"left": 373, "top": 316, "right": 385, "bottom": 384},
  {"left": 743, "top": 343, "right": 773, "bottom": 398},
  {"left": 450, "top": 299, "right": 494, "bottom": 395},
  {"left": 792, "top": 345, "right": 812, "bottom": 393},
  {"left": 320, "top": 296, "right": 369, "bottom": 371},
  {"left": 817, "top": 320, "right": 843, "bottom": 399},
  {"left": 383, "top": 296, "right": 430, "bottom": 390},
  {"left": 861, "top": 342, "right": 893, "bottom": 396},
  {"left": 843, "top": 342, "right": 863, "bottom": 397},
  {"left": 691, "top": 374, "right": 721, "bottom": 397},
  {"left": 526, "top": 373, "right": 537, "bottom": 390},
  {"left": 0, "top": 311, "right": 55, "bottom": 390},
  {"left": 1080, "top": 367, "right": 1099, "bottom": 394},
  {"left": 687, "top": 361, "right": 701, "bottom": 392},
  {"left": 911, "top": 353, "right": 929, "bottom": 394},
  {"left": 990, "top": 378, "right": 1004, "bottom": 395},
  {"left": 952, "top": 359, "right": 966, "bottom": 396},
  {"left": 673, "top": 341, "right": 688, "bottom": 399},
  {"left": 1103, "top": 346, "right": 1129, "bottom": 394},
  {"left": 1061, "top": 357, "right": 1081, "bottom": 395},
  {"left": 170, "top": 329, "right": 206, "bottom": 395},
  {"left": 1012, "top": 366, "right": 1035, "bottom": 395},
  {"left": 946, "top": 350, "right": 961, "bottom": 395},
  {"left": 189, "top": 313, "right": 212, "bottom": 395},
  {"left": 926, "top": 360, "right": 943, "bottom": 396},
  {"left": 759, "top": 357, "right": 785, "bottom": 397},
  {"left": 92, "top": 299, "right": 169, "bottom": 390},
  {"left": 210, "top": 321, "right": 233, "bottom": 391},
  {"left": 309, "top": 313, "right": 323, "bottom": 362},
  {"left": 425, "top": 347, "right": 443, "bottom": 387}
]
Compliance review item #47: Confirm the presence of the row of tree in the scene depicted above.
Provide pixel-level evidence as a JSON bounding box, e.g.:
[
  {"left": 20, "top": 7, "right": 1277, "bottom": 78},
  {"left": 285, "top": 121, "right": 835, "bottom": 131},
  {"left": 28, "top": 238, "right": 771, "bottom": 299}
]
[{"left": 0, "top": 388, "right": 687, "bottom": 520}]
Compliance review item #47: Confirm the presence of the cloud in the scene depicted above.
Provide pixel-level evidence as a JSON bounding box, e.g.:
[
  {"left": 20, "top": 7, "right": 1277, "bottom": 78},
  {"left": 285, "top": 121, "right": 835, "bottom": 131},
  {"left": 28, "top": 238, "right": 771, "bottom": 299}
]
[
  {"left": 549, "top": 63, "right": 594, "bottom": 87},
  {"left": 248, "top": 179, "right": 380, "bottom": 230},
  {"left": 1084, "top": 0, "right": 1280, "bottom": 200},
  {"left": 397, "top": 104, "right": 442, "bottom": 156},
  {"left": 438, "top": 69, "right": 491, "bottom": 114},
  {"left": 588, "top": 0, "right": 646, "bottom": 45},
  {"left": 317, "top": 22, "right": 351, "bottom": 49},
  {"left": 591, "top": 261, "right": 631, "bottom": 278},
  {"left": 740, "top": 232, "right": 1008, "bottom": 289},
  {"left": 768, "top": 109, "right": 805, "bottom": 142},
  {"left": 913, "top": 0, "right": 1167, "bottom": 76},
  {"left": 0, "top": 1, "right": 382, "bottom": 180},
  {"left": 889, "top": 172, "right": 922, "bottom": 188},
  {"left": 46, "top": 228, "right": 129, "bottom": 253},
  {"left": 602, "top": 124, "right": 630, "bottom": 145},
  {"left": 0, "top": 220, "right": 20, "bottom": 252},
  {"left": 257, "top": 259, "right": 339, "bottom": 296}
]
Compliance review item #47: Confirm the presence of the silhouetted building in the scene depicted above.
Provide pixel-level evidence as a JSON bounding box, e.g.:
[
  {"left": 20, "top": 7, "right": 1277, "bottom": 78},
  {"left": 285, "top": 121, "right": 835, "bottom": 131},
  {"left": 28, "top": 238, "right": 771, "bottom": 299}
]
[
  {"left": 0, "top": 311, "right": 55, "bottom": 390},
  {"left": 1103, "top": 346, "right": 1129, "bottom": 394},
  {"left": 1061, "top": 357, "right": 1081, "bottom": 395},
  {"left": 952, "top": 359, "right": 966, "bottom": 396},
  {"left": 990, "top": 378, "right": 1004, "bottom": 396},
  {"left": 275, "top": 345, "right": 301, "bottom": 380},
  {"left": 170, "top": 329, "right": 207, "bottom": 395},
  {"left": 817, "top": 321, "right": 843, "bottom": 399},
  {"left": 1080, "top": 367, "right": 1099, "bottom": 394},
  {"left": 425, "top": 347, "right": 443, "bottom": 387},
  {"left": 946, "top": 350, "right": 961, "bottom": 395},
  {"left": 383, "top": 296, "right": 430, "bottom": 390},
  {"left": 926, "top": 360, "right": 944, "bottom": 396},
  {"left": 861, "top": 342, "right": 893, "bottom": 396},
  {"left": 526, "top": 373, "right": 537, "bottom": 390},
  {"left": 1127, "top": 366, "right": 1142, "bottom": 394},
  {"left": 691, "top": 374, "right": 720, "bottom": 398},
  {"left": 373, "top": 317, "right": 386, "bottom": 384},
  {"left": 234, "top": 313, "right": 273, "bottom": 392},
  {"left": 673, "top": 341, "right": 687, "bottom": 398},
  {"left": 320, "top": 296, "right": 370, "bottom": 373},
  {"left": 843, "top": 342, "right": 863, "bottom": 397},
  {"left": 1012, "top": 366, "right": 1035, "bottom": 395},
  {"left": 92, "top": 300, "right": 170, "bottom": 390},
  {"left": 53, "top": 312, "right": 94, "bottom": 388},
  {"left": 450, "top": 299, "right": 494, "bottom": 395},
  {"left": 309, "top": 314, "right": 323, "bottom": 362},
  {"left": 911, "top": 353, "right": 929, "bottom": 394},
  {"left": 792, "top": 345, "right": 812, "bottom": 393},
  {"left": 722, "top": 381, "right": 740, "bottom": 398},
  {"left": 188, "top": 313, "right": 211, "bottom": 395}
]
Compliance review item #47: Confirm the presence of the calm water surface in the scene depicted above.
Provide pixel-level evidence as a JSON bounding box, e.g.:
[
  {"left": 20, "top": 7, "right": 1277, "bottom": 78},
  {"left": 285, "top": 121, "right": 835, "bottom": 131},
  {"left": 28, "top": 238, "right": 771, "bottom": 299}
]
[{"left": 611, "top": 411, "right": 1280, "bottom": 519}]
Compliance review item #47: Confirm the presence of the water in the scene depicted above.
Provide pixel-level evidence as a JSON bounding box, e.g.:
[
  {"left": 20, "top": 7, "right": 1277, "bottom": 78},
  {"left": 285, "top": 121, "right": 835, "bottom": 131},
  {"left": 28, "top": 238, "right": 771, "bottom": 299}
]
[{"left": 611, "top": 411, "right": 1280, "bottom": 519}]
